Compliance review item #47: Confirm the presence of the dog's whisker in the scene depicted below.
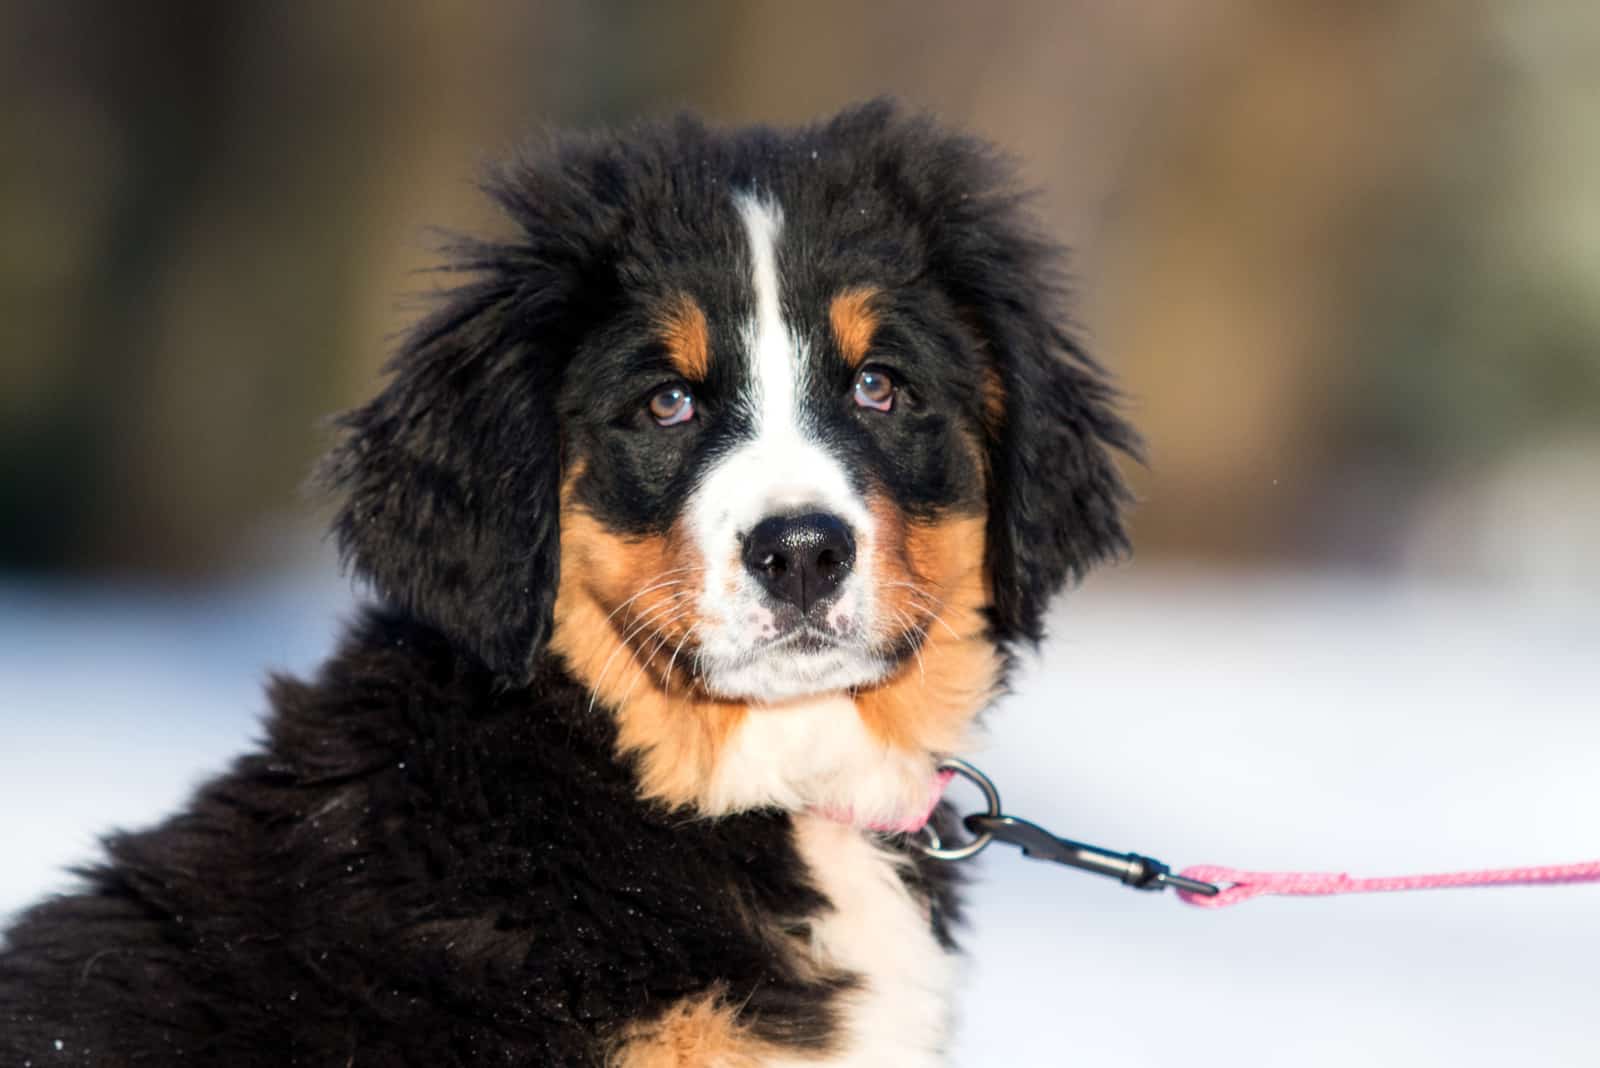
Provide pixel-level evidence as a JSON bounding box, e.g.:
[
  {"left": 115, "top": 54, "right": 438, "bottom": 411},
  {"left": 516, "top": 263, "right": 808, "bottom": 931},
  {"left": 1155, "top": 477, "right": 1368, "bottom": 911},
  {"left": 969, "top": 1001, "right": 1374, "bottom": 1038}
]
[
  {"left": 879, "top": 582, "right": 964, "bottom": 642},
  {"left": 586, "top": 592, "right": 699, "bottom": 717},
  {"left": 917, "top": 607, "right": 963, "bottom": 643},
  {"left": 901, "top": 590, "right": 964, "bottom": 643},
  {"left": 607, "top": 564, "right": 702, "bottom": 613},
  {"left": 616, "top": 608, "right": 696, "bottom": 709},
  {"left": 886, "top": 605, "right": 928, "bottom": 685},
  {"left": 662, "top": 622, "right": 702, "bottom": 718},
  {"left": 605, "top": 570, "right": 698, "bottom": 630},
  {"left": 663, "top": 620, "right": 700, "bottom": 696},
  {"left": 589, "top": 594, "right": 688, "bottom": 704}
]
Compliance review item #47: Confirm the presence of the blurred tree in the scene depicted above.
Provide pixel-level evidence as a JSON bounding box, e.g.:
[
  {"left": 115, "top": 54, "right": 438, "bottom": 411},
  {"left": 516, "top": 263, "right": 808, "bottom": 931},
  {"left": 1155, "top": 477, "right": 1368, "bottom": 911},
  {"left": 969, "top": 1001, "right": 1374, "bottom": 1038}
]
[{"left": 1, "top": 0, "right": 1596, "bottom": 582}]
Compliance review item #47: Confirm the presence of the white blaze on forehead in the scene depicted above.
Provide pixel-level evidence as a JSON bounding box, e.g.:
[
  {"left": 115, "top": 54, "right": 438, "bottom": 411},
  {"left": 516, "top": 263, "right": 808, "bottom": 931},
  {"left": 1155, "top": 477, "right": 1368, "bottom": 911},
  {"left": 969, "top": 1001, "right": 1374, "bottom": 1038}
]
[
  {"left": 686, "top": 191, "right": 881, "bottom": 702},
  {"left": 736, "top": 194, "right": 798, "bottom": 436},
  {"left": 706, "top": 191, "right": 866, "bottom": 522}
]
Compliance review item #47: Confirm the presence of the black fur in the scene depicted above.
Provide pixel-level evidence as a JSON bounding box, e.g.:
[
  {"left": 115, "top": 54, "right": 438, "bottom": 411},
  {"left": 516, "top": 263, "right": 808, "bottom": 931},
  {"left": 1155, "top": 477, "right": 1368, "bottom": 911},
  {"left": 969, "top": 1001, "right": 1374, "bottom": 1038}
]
[
  {"left": 2, "top": 613, "right": 859, "bottom": 1064},
  {"left": 1, "top": 101, "right": 1131, "bottom": 1064}
]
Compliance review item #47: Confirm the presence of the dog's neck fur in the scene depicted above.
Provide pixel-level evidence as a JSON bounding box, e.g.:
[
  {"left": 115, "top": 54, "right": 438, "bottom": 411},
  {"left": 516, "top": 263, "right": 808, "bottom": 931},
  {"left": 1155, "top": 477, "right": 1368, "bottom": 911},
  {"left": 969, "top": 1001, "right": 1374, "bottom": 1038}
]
[{"left": 548, "top": 573, "right": 1000, "bottom": 824}]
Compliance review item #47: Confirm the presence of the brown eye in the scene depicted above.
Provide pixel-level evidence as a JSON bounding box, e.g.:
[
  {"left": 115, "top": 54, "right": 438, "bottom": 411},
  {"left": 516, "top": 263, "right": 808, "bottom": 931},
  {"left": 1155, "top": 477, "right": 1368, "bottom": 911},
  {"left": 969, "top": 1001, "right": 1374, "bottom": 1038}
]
[
  {"left": 648, "top": 385, "right": 695, "bottom": 426},
  {"left": 852, "top": 367, "right": 894, "bottom": 412}
]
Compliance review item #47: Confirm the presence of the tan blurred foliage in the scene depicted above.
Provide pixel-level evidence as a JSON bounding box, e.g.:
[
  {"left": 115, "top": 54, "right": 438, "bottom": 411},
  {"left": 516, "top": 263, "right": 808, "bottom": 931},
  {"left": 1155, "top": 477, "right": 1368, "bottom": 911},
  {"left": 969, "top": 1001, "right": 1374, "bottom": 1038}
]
[{"left": 2, "top": 1, "right": 1597, "bottom": 582}]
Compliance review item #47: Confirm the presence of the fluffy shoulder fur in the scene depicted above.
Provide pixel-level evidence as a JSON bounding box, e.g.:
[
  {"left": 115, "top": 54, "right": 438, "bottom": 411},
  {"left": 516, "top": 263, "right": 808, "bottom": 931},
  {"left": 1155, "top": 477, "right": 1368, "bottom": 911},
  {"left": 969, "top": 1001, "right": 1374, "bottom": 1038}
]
[{"left": 0, "top": 610, "right": 961, "bottom": 1064}]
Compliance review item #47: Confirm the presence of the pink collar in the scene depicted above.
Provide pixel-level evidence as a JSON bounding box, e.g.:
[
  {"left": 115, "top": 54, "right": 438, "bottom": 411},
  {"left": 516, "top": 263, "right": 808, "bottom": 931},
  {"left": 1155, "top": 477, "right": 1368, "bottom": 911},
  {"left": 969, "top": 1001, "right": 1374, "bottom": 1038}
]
[{"left": 815, "top": 768, "right": 955, "bottom": 834}]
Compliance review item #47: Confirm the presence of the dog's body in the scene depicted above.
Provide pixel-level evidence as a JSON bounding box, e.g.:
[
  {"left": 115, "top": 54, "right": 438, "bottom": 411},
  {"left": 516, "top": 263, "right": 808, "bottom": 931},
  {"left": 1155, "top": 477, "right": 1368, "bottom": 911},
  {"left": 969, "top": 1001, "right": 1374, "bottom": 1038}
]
[{"left": 0, "top": 102, "right": 1133, "bottom": 1066}]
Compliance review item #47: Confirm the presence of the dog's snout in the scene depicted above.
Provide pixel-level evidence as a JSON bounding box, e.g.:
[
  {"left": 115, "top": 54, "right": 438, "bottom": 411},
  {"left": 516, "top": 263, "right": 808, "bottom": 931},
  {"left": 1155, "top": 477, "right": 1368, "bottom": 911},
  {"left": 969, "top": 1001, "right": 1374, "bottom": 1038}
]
[{"left": 742, "top": 512, "right": 856, "bottom": 613}]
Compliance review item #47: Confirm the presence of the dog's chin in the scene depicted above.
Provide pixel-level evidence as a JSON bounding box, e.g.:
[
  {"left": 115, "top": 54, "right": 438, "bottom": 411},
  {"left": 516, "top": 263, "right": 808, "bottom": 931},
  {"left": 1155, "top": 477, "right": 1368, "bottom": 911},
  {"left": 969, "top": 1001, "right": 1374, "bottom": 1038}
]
[{"left": 699, "top": 640, "right": 892, "bottom": 704}]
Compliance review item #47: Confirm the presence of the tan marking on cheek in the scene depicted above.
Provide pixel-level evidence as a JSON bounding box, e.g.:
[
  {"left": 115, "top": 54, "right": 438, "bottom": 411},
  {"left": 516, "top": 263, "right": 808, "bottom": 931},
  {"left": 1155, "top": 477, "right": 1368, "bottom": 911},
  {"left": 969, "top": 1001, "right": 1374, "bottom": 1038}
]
[
  {"left": 560, "top": 509, "right": 700, "bottom": 666},
  {"left": 829, "top": 286, "right": 882, "bottom": 369},
  {"left": 857, "top": 497, "right": 997, "bottom": 753},
  {"left": 865, "top": 494, "right": 918, "bottom": 638},
  {"left": 550, "top": 472, "right": 749, "bottom": 812},
  {"left": 659, "top": 293, "right": 710, "bottom": 381},
  {"left": 609, "top": 992, "right": 796, "bottom": 1067}
]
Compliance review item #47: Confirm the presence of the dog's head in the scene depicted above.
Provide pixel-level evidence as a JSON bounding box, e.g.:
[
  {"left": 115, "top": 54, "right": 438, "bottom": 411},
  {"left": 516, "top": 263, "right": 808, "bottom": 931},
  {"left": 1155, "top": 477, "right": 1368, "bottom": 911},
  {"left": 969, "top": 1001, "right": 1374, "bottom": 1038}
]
[{"left": 323, "top": 103, "right": 1135, "bottom": 812}]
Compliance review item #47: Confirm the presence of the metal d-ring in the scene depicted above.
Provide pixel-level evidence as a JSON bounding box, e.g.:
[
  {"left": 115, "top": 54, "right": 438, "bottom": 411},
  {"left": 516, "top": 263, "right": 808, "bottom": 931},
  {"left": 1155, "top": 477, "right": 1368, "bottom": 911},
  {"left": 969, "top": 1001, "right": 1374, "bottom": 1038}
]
[{"left": 916, "top": 757, "right": 1002, "bottom": 861}]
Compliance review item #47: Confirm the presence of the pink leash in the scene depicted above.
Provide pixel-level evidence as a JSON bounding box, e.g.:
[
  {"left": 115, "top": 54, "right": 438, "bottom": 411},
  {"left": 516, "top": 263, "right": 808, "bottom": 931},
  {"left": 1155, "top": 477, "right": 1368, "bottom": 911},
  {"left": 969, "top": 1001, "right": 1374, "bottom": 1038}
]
[
  {"left": 833, "top": 760, "right": 1600, "bottom": 908},
  {"left": 1175, "top": 859, "right": 1600, "bottom": 909}
]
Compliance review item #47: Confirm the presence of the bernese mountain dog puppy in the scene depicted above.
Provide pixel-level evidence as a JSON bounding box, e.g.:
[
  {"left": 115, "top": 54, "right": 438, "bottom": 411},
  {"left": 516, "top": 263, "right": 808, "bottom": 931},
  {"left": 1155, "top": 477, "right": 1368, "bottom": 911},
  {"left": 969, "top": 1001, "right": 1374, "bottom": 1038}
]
[{"left": 0, "top": 101, "right": 1134, "bottom": 1066}]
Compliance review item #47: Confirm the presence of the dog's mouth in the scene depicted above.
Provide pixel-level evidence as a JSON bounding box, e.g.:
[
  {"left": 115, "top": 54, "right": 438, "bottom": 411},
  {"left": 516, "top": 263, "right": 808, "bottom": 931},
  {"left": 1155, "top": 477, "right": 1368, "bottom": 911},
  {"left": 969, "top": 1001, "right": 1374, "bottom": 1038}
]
[
  {"left": 686, "top": 612, "right": 935, "bottom": 702},
  {"left": 759, "top": 624, "right": 844, "bottom": 655},
  {"left": 719, "top": 622, "right": 856, "bottom": 671}
]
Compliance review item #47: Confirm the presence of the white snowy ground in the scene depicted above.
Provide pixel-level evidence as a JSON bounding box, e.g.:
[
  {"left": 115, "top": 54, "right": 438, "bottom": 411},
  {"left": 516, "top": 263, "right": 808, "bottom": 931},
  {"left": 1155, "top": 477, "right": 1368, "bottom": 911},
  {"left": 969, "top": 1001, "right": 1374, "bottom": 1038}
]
[{"left": 1, "top": 566, "right": 1595, "bottom": 1066}]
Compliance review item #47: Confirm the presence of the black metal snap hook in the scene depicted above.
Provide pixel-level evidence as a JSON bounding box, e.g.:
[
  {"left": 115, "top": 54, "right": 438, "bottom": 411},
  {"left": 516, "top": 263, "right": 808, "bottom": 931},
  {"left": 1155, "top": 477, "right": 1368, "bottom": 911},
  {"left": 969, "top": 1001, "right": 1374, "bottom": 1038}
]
[{"left": 916, "top": 758, "right": 1220, "bottom": 898}]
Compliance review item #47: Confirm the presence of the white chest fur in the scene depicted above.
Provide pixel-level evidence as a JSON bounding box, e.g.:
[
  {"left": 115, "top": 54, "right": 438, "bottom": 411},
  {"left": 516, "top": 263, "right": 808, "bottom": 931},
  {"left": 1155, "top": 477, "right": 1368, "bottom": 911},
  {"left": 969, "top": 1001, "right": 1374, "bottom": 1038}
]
[
  {"left": 765, "top": 815, "right": 958, "bottom": 1068},
  {"left": 705, "top": 695, "right": 943, "bottom": 826}
]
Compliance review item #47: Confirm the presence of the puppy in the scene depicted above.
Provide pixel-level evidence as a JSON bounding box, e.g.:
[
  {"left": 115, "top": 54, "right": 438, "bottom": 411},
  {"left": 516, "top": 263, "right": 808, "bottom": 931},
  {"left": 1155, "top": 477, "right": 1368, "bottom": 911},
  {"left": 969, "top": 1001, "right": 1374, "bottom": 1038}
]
[{"left": 0, "top": 101, "right": 1134, "bottom": 1066}]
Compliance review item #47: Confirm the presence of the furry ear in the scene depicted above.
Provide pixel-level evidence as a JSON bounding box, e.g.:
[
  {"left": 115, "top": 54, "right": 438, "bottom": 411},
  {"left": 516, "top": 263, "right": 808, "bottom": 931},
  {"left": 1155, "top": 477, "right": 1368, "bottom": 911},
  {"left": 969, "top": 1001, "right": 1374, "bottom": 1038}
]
[
  {"left": 911, "top": 127, "right": 1140, "bottom": 647},
  {"left": 319, "top": 237, "right": 578, "bottom": 679},
  {"left": 979, "top": 308, "right": 1139, "bottom": 647}
]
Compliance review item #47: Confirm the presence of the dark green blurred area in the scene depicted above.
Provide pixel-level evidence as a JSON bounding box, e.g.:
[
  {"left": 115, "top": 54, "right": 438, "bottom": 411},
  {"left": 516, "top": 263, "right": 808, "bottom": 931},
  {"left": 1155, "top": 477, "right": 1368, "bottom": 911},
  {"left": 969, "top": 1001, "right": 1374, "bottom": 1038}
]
[{"left": 3, "top": 1, "right": 1597, "bottom": 584}]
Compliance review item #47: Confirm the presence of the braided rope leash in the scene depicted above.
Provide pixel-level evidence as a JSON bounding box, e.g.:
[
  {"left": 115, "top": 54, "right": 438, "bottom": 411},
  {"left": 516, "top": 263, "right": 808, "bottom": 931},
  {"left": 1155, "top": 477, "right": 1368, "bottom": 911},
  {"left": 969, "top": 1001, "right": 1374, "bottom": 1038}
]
[
  {"left": 1175, "top": 859, "right": 1600, "bottom": 908},
  {"left": 909, "top": 759, "right": 1600, "bottom": 906}
]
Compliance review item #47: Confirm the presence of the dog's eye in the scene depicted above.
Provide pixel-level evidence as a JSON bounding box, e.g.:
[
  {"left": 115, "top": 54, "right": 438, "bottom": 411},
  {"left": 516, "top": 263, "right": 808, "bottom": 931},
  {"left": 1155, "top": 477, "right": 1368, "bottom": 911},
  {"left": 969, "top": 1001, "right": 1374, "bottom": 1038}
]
[
  {"left": 648, "top": 385, "right": 695, "bottom": 427},
  {"left": 852, "top": 368, "right": 895, "bottom": 412}
]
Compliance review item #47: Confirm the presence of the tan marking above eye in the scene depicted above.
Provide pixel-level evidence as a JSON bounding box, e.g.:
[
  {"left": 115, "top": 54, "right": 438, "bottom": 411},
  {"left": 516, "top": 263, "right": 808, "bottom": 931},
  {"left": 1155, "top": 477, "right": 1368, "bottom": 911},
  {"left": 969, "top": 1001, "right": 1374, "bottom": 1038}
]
[
  {"left": 829, "top": 286, "right": 882, "bottom": 369},
  {"left": 658, "top": 293, "right": 710, "bottom": 380}
]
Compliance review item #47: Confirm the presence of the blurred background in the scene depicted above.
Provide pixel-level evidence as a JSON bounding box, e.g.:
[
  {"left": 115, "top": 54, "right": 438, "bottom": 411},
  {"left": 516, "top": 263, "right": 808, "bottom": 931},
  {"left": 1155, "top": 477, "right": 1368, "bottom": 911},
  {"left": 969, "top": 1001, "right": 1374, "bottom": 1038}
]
[{"left": 2, "top": 2, "right": 1596, "bottom": 1065}]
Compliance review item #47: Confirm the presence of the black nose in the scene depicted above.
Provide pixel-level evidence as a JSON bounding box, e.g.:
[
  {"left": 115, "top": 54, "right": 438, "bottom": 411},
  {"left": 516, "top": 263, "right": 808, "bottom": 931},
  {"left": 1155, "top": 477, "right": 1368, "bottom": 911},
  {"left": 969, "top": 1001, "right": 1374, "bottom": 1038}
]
[{"left": 742, "top": 512, "right": 856, "bottom": 614}]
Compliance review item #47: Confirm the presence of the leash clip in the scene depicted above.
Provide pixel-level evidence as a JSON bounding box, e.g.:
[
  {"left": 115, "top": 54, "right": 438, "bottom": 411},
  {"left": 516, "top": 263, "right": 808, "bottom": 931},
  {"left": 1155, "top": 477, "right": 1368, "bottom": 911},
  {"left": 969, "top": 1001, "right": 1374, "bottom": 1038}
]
[
  {"left": 919, "top": 759, "right": 1219, "bottom": 898},
  {"left": 964, "top": 813, "right": 1219, "bottom": 896}
]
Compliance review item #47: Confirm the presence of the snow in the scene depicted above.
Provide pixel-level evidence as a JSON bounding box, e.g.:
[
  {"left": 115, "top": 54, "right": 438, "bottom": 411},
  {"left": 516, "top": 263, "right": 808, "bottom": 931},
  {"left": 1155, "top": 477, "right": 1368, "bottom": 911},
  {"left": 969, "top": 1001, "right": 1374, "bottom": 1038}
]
[{"left": 2, "top": 566, "right": 1596, "bottom": 1065}]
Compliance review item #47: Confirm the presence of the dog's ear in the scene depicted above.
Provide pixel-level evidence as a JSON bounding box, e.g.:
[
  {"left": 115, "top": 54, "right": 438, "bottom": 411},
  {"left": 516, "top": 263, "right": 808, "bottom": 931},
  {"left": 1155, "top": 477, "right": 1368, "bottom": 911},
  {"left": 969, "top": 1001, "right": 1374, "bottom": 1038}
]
[
  {"left": 975, "top": 299, "right": 1139, "bottom": 647},
  {"left": 319, "top": 222, "right": 589, "bottom": 679},
  {"left": 910, "top": 125, "right": 1140, "bottom": 648}
]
